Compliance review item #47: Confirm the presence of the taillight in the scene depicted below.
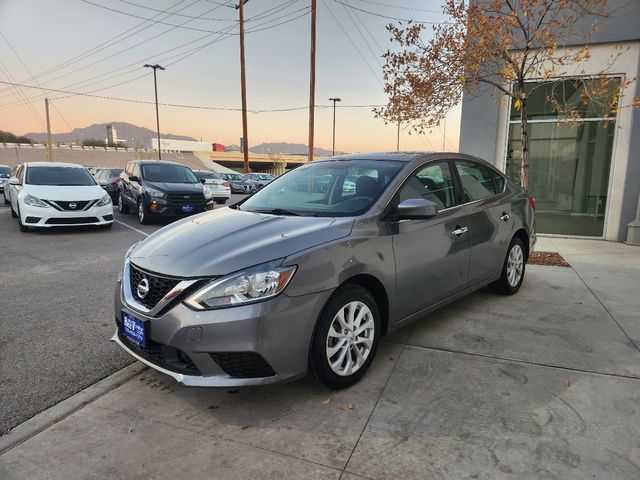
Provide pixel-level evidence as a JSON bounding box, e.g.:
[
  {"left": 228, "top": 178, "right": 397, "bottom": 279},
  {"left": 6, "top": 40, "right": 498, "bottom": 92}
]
[
  {"left": 223, "top": 181, "right": 230, "bottom": 188},
  {"left": 528, "top": 195, "right": 536, "bottom": 211}
]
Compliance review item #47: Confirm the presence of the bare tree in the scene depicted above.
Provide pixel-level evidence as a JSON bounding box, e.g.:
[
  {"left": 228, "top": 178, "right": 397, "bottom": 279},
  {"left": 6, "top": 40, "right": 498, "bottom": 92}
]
[{"left": 377, "top": 0, "right": 639, "bottom": 189}]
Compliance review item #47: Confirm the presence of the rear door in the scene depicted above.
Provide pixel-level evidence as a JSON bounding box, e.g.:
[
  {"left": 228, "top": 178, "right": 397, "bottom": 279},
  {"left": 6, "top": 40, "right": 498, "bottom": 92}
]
[
  {"left": 390, "top": 160, "right": 471, "bottom": 319},
  {"left": 453, "top": 160, "right": 513, "bottom": 285}
]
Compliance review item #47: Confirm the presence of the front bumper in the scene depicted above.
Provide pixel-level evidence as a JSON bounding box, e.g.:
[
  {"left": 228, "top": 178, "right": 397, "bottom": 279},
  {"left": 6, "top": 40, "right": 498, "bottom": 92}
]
[
  {"left": 112, "top": 274, "right": 333, "bottom": 387},
  {"left": 20, "top": 202, "right": 114, "bottom": 227}
]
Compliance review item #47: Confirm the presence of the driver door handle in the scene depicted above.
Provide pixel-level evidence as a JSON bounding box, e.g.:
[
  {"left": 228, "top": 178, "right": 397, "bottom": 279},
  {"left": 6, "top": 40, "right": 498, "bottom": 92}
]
[
  {"left": 500, "top": 213, "right": 511, "bottom": 222},
  {"left": 451, "top": 226, "right": 469, "bottom": 237}
]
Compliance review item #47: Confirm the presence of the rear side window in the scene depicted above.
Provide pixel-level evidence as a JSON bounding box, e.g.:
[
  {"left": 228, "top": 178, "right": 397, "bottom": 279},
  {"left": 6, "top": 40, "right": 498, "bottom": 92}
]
[
  {"left": 398, "top": 162, "right": 456, "bottom": 209},
  {"left": 455, "top": 161, "right": 500, "bottom": 202}
]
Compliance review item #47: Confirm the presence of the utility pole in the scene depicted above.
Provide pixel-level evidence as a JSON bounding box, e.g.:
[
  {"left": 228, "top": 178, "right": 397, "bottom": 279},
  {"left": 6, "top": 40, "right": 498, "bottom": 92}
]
[
  {"left": 45, "top": 98, "right": 53, "bottom": 161},
  {"left": 442, "top": 116, "right": 447, "bottom": 151},
  {"left": 237, "top": 0, "right": 250, "bottom": 173},
  {"left": 143, "top": 63, "right": 165, "bottom": 160},
  {"left": 396, "top": 121, "right": 400, "bottom": 152},
  {"left": 328, "top": 97, "right": 341, "bottom": 156},
  {"left": 308, "top": 0, "right": 317, "bottom": 162}
]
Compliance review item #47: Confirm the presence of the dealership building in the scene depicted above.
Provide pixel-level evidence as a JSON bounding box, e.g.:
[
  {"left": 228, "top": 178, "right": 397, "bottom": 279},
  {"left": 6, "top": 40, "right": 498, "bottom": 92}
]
[{"left": 459, "top": 1, "right": 640, "bottom": 241}]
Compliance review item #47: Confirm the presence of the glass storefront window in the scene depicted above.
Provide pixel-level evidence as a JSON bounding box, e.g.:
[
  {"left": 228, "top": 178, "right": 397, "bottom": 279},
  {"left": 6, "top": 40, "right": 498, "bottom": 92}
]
[
  {"left": 506, "top": 78, "right": 618, "bottom": 237},
  {"left": 507, "top": 121, "right": 615, "bottom": 236}
]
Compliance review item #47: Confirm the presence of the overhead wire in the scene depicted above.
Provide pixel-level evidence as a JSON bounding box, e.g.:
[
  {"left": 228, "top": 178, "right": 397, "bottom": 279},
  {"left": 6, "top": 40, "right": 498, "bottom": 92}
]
[
  {"left": 332, "top": 0, "right": 449, "bottom": 24},
  {"left": 0, "top": 59, "right": 46, "bottom": 129}
]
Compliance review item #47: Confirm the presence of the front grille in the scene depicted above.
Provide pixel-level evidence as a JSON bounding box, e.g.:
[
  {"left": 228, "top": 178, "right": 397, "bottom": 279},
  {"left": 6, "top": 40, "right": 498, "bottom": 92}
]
[
  {"left": 46, "top": 217, "right": 99, "bottom": 225},
  {"left": 210, "top": 352, "right": 276, "bottom": 378},
  {"left": 118, "top": 329, "right": 200, "bottom": 375},
  {"left": 129, "top": 263, "right": 180, "bottom": 310},
  {"left": 47, "top": 200, "right": 95, "bottom": 211},
  {"left": 25, "top": 216, "right": 41, "bottom": 223},
  {"left": 166, "top": 193, "right": 207, "bottom": 205}
]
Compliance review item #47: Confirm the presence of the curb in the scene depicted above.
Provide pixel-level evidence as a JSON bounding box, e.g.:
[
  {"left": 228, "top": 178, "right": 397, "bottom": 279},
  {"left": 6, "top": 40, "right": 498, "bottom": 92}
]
[{"left": 0, "top": 362, "right": 147, "bottom": 455}]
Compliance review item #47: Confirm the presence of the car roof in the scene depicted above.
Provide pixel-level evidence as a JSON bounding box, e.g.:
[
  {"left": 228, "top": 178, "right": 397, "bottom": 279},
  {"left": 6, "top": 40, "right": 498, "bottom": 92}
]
[
  {"left": 135, "top": 160, "right": 192, "bottom": 167},
  {"left": 25, "top": 162, "right": 87, "bottom": 168},
  {"left": 316, "top": 152, "right": 435, "bottom": 163}
]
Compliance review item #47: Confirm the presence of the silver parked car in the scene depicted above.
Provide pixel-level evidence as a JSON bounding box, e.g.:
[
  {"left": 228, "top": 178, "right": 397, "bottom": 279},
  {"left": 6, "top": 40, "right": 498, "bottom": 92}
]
[{"left": 113, "top": 152, "right": 535, "bottom": 389}]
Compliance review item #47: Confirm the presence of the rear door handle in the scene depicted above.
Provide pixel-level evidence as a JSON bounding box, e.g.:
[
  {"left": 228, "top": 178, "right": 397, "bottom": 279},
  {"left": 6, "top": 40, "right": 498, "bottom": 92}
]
[
  {"left": 451, "top": 226, "right": 469, "bottom": 237},
  {"left": 500, "top": 213, "right": 510, "bottom": 222}
]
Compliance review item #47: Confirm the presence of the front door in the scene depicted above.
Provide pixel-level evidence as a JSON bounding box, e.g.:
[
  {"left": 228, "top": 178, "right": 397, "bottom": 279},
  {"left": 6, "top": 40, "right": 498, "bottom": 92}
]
[{"left": 390, "top": 161, "right": 471, "bottom": 320}]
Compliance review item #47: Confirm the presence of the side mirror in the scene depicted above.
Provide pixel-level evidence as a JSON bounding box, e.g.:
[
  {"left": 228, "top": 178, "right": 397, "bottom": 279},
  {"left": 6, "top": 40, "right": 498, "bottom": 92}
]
[
  {"left": 128, "top": 175, "right": 139, "bottom": 182},
  {"left": 200, "top": 178, "right": 207, "bottom": 184},
  {"left": 8, "top": 177, "right": 20, "bottom": 186},
  {"left": 397, "top": 198, "right": 439, "bottom": 220}
]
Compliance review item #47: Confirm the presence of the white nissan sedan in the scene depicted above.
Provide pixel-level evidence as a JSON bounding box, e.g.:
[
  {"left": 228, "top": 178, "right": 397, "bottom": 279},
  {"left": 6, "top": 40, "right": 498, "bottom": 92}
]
[{"left": 7, "top": 162, "right": 114, "bottom": 232}]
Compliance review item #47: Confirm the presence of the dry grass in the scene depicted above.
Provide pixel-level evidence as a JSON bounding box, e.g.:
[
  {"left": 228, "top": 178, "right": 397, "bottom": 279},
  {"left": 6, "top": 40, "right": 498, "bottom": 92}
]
[{"left": 528, "top": 251, "right": 571, "bottom": 267}]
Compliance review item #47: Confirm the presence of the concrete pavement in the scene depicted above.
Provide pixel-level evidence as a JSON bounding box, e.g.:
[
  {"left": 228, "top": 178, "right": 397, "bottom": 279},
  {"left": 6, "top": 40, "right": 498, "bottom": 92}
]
[{"left": 1, "top": 237, "right": 639, "bottom": 479}]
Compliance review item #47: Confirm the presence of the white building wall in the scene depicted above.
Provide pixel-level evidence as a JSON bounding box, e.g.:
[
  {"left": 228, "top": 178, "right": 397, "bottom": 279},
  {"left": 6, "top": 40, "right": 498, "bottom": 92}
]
[{"left": 151, "top": 138, "right": 212, "bottom": 152}]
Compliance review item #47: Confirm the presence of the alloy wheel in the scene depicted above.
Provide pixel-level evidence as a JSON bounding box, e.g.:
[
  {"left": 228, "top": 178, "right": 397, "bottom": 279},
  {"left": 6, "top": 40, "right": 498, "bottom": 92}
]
[
  {"left": 325, "top": 301, "right": 375, "bottom": 377},
  {"left": 138, "top": 201, "right": 145, "bottom": 222},
  {"left": 507, "top": 244, "right": 524, "bottom": 287}
]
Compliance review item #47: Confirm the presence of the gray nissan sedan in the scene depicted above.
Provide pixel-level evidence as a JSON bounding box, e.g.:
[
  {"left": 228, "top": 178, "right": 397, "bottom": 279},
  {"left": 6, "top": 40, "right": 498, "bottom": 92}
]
[{"left": 113, "top": 152, "right": 535, "bottom": 389}]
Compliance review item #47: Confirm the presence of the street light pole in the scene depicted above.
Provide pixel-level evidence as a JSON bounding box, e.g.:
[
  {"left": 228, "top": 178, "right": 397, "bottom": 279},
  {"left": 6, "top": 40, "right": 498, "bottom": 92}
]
[
  {"left": 144, "top": 64, "right": 165, "bottom": 160},
  {"left": 328, "top": 97, "right": 341, "bottom": 156}
]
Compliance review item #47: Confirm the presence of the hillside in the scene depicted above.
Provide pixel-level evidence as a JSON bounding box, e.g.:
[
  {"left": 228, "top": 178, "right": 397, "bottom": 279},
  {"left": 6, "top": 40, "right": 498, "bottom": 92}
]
[
  {"left": 25, "top": 122, "right": 196, "bottom": 147},
  {"left": 226, "top": 142, "right": 343, "bottom": 156}
]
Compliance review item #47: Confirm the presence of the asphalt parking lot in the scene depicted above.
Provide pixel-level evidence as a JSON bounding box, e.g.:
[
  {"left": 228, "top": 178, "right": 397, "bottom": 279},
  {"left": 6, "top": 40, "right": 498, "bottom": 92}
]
[
  {"left": 0, "top": 195, "right": 247, "bottom": 434},
  {"left": 2, "top": 203, "right": 640, "bottom": 478}
]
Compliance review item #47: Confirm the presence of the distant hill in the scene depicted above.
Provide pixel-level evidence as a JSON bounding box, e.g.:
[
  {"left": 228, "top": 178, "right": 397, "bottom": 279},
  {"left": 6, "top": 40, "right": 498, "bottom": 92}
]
[
  {"left": 25, "top": 122, "right": 196, "bottom": 147},
  {"left": 226, "top": 142, "right": 343, "bottom": 156}
]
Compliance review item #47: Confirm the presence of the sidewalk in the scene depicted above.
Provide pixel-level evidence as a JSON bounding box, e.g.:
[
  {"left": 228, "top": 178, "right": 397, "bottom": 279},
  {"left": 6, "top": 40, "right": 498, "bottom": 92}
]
[{"left": 1, "top": 238, "right": 639, "bottom": 480}]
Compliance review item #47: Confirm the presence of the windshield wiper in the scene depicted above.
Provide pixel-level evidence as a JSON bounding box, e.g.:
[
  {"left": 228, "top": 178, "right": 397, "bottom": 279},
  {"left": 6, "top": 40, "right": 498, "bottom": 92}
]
[{"left": 253, "top": 208, "right": 302, "bottom": 216}]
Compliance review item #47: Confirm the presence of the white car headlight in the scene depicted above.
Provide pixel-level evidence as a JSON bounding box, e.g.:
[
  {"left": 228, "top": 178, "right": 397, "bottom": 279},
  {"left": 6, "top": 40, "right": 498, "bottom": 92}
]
[
  {"left": 184, "top": 261, "right": 297, "bottom": 310},
  {"left": 95, "top": 194, "right": 112, "bottom": 207},
  {"left": 24, "top": 194, "right": 49, "bottom": 208}
]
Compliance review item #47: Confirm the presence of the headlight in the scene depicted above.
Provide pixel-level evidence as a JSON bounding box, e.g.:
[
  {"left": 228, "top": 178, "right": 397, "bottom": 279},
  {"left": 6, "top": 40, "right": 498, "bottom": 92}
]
[
  {"left": 95, "top": 194, "right": 112, "bottom": 207},
  {"left": 24, "top": 194, "right": 49, "bottom": 208},
  {"left": 184, "top": 261, "right": 297, "bottom": 310},
  {"left": 145, "top": 188, "right": 167, "bottom": 199},
  {"left": 203, "top": 185, "right": 214, "bottom": 200}
]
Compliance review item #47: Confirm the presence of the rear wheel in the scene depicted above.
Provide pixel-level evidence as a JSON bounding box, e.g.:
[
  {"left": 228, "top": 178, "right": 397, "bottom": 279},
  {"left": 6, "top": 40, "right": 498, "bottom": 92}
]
[
  {"left": 310, "top": 285, "right": 380, "bottom": 390},
  {"left": 491, "top": 236, "right": 526, "bottom": 295},
  {"left": 118, "top": 193, "right": 129, "bottom": 214},
  {"left": 3, "top": 192, "right": 9, "bottom": 205}
]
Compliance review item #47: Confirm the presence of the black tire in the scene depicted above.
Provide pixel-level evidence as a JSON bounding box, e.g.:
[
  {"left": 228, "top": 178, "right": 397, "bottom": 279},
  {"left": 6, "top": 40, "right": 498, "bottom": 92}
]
[
  {"left": 491, "top": 236, "right": 527, "bottom": 295},
  {"left": 214, "top": 198, "right": 227, "bottom": 205},
  {"left": 310, "top": 284, "right": 381, "bottom": 390},
  {"left": 3, "top": 193, "right": 9, "bottom": 205},
  {"left": 118, "top": 193, "right": 129, "bottom": 214},
  {"left": 137, "top": 199, "right": 150, "bottom": 225},
  {"left": 10, "top": 205, "right": 18, "bottom": 218}
]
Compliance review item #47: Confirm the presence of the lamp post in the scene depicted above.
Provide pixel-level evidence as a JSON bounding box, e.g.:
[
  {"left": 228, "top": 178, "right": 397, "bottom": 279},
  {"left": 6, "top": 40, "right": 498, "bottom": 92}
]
[
  {"left": 143, "top": 64, "right": 165, "bottom": 160},
  {"left": 328, "top": 97, "right": 341, "bottom": 156}
]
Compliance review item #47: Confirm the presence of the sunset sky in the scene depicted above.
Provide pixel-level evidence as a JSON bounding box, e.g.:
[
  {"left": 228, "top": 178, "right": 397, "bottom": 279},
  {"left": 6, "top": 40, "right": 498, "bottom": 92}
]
[{"left": 0, "top": 0, "right": 460, "bottom": 152}]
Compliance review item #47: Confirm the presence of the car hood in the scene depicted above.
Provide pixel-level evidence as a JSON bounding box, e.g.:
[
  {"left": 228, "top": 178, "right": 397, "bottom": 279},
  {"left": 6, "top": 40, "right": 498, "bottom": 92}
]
[
  {"left": 130, "top": 208, "right": 355, "bottom": 277},
  {"left": 145, "top": 181, "right": 204, "bottom": 194},
  {"left": 24, "top": 184, "right": 106, "bottom": 200}
]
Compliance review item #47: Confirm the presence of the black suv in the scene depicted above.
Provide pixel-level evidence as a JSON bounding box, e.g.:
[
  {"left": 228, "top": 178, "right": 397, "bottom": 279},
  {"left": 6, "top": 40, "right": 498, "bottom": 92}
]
[{"left": 117, "top": 161, "right": 208, "bottom": 224}]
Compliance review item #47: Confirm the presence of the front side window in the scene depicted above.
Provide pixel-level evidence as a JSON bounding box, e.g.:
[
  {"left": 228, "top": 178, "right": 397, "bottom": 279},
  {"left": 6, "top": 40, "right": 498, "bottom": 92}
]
[
  {"left": 0, "top": 166, "right": 11, "bottom": 178},
  {"left": 398, "top": 162, "right": 456, "bottom": 209},
  {"left": 25, "top": 167, "right": 97, "bottom": 186},
  {"left": 141, "top": 164, "right": 198, "bottom": 183},
  {"left": 456, "top": 161, "right": 499, "bottom": 202},
  {"left": 240, "top": 159, "right": 404, "bottom": 216}
]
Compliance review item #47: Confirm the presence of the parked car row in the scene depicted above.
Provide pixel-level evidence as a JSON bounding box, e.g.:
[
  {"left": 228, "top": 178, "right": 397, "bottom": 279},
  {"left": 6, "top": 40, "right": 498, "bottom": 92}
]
[{"left": 3, "top": 161, "right": 257, "bottom": 231}]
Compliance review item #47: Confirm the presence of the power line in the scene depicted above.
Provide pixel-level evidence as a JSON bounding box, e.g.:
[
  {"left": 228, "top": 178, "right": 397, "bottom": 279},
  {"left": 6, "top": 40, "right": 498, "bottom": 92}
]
[
  {"left": 332, "top": 0, "right": 449, "bottom": 24},
  {"left": 352, "top": 0, "right": 442, "bottom": 14},
  {"left": 116, "top": 0, "right": 239, "bottom": 21},
  {"left": 322, "top": 0, "right": 384, "bottom": 87},
  {"left": 340, "top": 2, "right": 383, "bottom": 68},
  {"left": 0, "top": 79, "right": 385, "bottom": 112},
  {"left": 0, "top": 59, "right": 46, "bottom": 129}
]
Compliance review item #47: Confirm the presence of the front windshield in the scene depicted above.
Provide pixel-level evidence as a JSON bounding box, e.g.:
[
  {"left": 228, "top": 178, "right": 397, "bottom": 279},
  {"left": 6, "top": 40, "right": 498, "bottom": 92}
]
[
  {"left": 0, "top": 166, "right": 11, "bottom": 178},
  {"left": 240, "top": 159, "right": 404, "bottom": 217},
  {"left": 25, "top": 166, "right": 96, "bottom": 186},
  {"left": 141, "top": 164, "right": 198, "bottom": 183}
]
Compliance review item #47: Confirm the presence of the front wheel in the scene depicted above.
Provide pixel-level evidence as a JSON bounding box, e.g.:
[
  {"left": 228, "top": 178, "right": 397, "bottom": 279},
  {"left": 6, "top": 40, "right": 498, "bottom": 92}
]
[
  {"left": 491, "top": 236, "right": 526, "bottom": 295},
  {"left": 137, "top": 200, "right": 150, "bottom": 225},
  {"left": 310, "top": 285, "right": 380, "bottom": 390},
  {"left": 118, "top": 193, "right": 129, "bottom": 214}
]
